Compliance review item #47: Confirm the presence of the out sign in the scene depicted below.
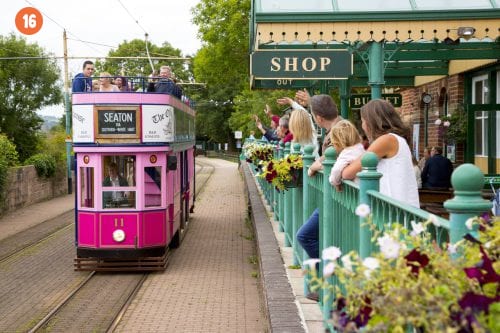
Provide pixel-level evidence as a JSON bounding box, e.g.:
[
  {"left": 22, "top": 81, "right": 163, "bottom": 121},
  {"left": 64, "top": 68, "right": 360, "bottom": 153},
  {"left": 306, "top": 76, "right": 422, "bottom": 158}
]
[{"left": 15, "top": 7, "right": 43, "bottom": 35}]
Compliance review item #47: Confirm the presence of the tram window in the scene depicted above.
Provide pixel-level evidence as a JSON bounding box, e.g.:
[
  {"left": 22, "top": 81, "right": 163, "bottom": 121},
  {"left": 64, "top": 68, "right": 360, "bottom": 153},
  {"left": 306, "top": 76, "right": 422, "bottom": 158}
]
[
  {"left": 80, "top": 167, "right": 94, "bottom": 208},
  {"left": 102, "top": 155, "right": 136, "bottom": 209},
  {"left": 144, "top": 166, "right": 162, "bottom": 207}
]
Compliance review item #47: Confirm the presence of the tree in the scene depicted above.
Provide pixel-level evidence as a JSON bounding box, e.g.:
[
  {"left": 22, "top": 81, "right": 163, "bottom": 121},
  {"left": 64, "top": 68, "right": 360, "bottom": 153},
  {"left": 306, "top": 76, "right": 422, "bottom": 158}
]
[
  {"left": 95, "top": 39, "right": 191, "bottom": 83},
  {"left": 0, "top": 34, "right": 62, "bottom": 161},
  {"left": 191, "top": 0, "right": 251, "bottom": 145}
]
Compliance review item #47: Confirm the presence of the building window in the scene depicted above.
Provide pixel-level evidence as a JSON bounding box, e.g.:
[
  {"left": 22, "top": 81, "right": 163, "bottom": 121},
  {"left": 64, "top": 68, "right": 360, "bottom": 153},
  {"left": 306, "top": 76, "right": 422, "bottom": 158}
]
[{"left": 472, "top": 74, "right": 488, "bottom": 157}]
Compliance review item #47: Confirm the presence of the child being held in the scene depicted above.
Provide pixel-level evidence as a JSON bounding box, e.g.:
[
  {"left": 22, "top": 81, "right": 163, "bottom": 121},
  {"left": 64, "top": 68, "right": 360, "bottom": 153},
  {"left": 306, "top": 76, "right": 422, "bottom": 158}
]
[{"left": 328, "top": 120, "right": 366, "bottom": 191}]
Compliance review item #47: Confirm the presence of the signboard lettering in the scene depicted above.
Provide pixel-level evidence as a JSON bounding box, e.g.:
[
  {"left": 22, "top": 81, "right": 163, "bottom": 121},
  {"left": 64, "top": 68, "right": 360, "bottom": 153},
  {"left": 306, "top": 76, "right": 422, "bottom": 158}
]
[
  {"left": 98, "top": 110, "right": 136, "bottom": 135},
  {"left": 350, "top": 94, "right": 403, "bottom": 108},
  {"left": 251, "top": 50, "right": 352, "bottom": 79}
]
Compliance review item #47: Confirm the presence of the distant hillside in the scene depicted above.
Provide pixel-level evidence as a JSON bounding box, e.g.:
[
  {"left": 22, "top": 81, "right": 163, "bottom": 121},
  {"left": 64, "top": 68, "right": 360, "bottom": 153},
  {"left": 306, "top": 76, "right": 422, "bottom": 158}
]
[{"left": 40, "top": 115, "right": 62, "bottom": 132}]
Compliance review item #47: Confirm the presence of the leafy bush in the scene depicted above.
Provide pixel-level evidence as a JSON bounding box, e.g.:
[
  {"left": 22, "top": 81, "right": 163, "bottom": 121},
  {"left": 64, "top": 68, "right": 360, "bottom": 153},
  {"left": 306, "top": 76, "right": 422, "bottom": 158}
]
[
  {"left": 0, "top": 135, "right": 19, "bottom": 203},
  {"left": 25, "top": 153, "right": 57, "bottom": 178}
]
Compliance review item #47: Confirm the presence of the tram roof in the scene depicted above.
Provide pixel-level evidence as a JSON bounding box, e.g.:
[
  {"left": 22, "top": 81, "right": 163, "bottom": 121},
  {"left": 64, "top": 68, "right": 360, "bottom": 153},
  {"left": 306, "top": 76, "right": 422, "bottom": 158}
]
[{"left": 251, "top": 0, "right": 500, "bottom": 88}]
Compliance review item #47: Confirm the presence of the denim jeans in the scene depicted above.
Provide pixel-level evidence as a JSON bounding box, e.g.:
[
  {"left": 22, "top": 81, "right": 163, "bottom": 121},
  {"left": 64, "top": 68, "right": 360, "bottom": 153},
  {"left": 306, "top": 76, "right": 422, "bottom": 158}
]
[{"left": 296, "top": 208, "right": 319, "bottom": 259}]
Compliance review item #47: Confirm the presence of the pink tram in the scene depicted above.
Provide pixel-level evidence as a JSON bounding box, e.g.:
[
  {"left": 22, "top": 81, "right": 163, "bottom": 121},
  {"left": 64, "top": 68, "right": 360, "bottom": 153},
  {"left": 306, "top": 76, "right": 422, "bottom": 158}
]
[{"left": 71, "top": 89, "right": 195, "bottom": 271}]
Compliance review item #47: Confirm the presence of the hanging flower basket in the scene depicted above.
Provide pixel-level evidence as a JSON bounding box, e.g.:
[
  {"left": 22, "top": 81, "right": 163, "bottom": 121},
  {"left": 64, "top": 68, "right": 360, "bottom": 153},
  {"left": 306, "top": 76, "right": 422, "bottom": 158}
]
[{"left": 259, "top": 154, "right": 303, "bottom": 191}]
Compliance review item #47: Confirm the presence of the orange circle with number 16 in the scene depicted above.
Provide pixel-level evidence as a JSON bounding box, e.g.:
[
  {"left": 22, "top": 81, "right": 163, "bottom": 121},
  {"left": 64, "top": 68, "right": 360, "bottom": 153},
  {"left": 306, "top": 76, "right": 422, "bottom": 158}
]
[{"left": 15, "top": 7, "right": 43, "bottom": 35}]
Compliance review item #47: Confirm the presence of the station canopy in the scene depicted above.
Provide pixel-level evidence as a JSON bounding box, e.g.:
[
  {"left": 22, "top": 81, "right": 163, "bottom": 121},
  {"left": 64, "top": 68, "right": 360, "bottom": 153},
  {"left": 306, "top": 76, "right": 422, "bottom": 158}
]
[{"left": 250, "top": 0, "right": 500, "bottom": 88}]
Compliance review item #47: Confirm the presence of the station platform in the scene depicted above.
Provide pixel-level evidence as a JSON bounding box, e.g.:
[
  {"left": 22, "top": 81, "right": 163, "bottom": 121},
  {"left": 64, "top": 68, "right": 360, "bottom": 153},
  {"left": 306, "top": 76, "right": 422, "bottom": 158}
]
[{"left": 0, "top": 157, "right": 321, "bottom": 332}]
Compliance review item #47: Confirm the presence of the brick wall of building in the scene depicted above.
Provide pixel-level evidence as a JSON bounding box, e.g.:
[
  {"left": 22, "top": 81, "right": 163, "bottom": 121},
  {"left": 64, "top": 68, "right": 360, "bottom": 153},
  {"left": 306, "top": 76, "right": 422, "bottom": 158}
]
[{"left": 399, "top": 74, "right": 465, "bottom": 165}]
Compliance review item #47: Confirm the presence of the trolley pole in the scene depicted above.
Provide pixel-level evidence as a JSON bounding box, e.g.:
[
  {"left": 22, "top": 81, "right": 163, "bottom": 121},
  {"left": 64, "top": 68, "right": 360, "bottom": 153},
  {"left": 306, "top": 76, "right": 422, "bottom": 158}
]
[{"left": 63, "top": 30, "right": 72, "bottom": 194}]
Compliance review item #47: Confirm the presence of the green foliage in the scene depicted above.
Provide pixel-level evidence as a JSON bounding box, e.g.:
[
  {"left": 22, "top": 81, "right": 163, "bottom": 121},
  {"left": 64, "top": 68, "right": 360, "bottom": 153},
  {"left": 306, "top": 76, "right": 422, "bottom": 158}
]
[
  {"left": 0, "top": 135, "right": 19, "bottom": 204},
  {"left": 191, "top": 0, "right": 251, "bottom": 143},
  {"left": 0, "top": 33, "right": 62, "bottom": 161},
  {"left": 230, "top": 88, "right": 296, "bottom": 138},
  {"left": 0, "top": 134, "right": 19, "bottom": 167},
  {"left": 443, "top": 104, "right": 467, "bottom": 143},
  {"left": 96, "top": 39, "right": 190, "bottom": 82},
  {"left": 37, "top": 124, "right": 68, "bottom": 166},
  {"left": 25, "top": 153, "right": 56, "bottom": 178}
]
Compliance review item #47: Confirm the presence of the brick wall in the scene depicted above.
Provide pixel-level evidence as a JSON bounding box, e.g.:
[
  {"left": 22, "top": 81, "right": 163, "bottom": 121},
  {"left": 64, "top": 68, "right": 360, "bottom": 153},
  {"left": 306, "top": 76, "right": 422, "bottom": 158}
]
[
  {"left": 1, "top": 166, "right": 69, "bottom": 215},
  {"left": 399, "top": 74, "right": 465, "bottom": 165}
]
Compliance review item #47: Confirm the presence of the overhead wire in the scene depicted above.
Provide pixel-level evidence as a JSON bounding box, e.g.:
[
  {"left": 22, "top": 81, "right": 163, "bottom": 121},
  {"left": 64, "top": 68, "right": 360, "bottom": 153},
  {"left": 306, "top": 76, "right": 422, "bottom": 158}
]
[
  {"left": 23, "top": 0, "right": 109, "bottom": 57},
  {"left": 116, "top": 0, "right": 155, "bottom": 72}
]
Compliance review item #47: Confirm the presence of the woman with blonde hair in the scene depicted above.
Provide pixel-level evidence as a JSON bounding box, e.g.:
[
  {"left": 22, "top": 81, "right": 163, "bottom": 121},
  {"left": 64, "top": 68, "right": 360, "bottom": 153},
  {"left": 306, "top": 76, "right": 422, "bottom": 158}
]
[
  {"left": 342, "top": 99, "right": 419, "bottom": 207},
  {"left": 99, "top": 72, "right": 120, "bottom": 92},
  {"left": 288, "top": 108, "right": 318, "bottom": 157},
  {"left": 328, "top": 120, "right": 365, "bottom": 189}
]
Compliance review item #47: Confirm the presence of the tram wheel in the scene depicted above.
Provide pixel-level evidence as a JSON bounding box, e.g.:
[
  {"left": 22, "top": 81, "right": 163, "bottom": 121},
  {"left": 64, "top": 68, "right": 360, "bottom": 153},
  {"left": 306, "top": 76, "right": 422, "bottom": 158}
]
[{"left": 170, "top": 230, "right": 180, "bottom": 248}]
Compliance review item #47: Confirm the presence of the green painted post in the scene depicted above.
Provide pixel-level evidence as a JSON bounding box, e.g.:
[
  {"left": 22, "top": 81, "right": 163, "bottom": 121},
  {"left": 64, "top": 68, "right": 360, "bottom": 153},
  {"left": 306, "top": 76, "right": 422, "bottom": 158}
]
[
  {"left": 292, "top": 143, "right": 303, "bottom": 265},
  {"left": 444, "top": 164, "right": 492, "bottom": 248},
  {"left": 283, "top": 142, "right": 291, "bottom": 240},
  {"left": 339, "top": 80, "right": 350, "bottom": 120},
  {"left": 321, "top": 147, "right": 336, "bottom": 321},
  {"left": 368, "top": 42, "right": 384, "bottom": 100},
  {"left": 357, "top": 152, "right": 382, "bottom": 259},
  {"left": 278, "top": 142, "right": 285, "bottom": 230},
  {"left": 302, "top": 144, "right": 315, "bottom": 295}
]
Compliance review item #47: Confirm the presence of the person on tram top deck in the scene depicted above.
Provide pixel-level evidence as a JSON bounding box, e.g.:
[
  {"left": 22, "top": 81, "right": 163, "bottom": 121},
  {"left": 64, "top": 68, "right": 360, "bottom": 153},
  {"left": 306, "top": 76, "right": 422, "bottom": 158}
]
[
  {"left": 147, "top": 65, "right": 182, "bottom": 99},
  {"left": 72, "top": 60, "right": 94, "bottom": 93}
]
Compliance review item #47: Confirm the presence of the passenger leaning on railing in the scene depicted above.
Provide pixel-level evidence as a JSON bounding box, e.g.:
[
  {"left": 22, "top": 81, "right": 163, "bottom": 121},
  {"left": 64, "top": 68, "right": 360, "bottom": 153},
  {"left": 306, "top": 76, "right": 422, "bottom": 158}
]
[
  {"left": 342, "top": 99, "right": 420, "bottom": 208},
  {"left": 328, "top": 120, "right": 366, "bottom": 192},
  {"left": 72, "top": 60, "right": 94, "bottom": 92},
  {"left": 294, "top": 93, "right": 342, "bottom": 302},
  {"left": 147, "top": 65, "right": 182, "bottom": 99}
]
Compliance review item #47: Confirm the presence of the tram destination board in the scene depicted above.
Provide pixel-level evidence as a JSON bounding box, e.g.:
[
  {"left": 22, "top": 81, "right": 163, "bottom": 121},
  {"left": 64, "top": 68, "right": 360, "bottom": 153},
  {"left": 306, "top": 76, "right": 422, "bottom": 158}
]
[{"left": 95, "top": 106, "right": 140, "bottom": 140}]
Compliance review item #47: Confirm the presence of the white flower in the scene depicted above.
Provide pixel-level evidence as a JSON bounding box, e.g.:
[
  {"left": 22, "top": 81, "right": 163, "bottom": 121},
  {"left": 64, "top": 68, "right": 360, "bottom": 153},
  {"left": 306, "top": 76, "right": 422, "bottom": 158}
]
[
  {"left": 355, "top": 204, "right": 371, "bottom": 218},
  {"left": 410, "top": 221, "right": 425, "bottom": 237},
  {"left": 465, "top": 218, "right": 475, "bottom": 230},
  {"left": 447, "top": 243, "right": 458, "bottom": 254},
  {"left": 443, "top": 120, "right": 451, "bottom": 127},
  {"left": 303, "top": 258, "right": 321, "bottom": 270},
  {"left": 377, "top": 234, "right": 401, "bottom": 259},
  {"left": 434, "top": 118, "right": 442, "bottom": 126},
  {"left": 428, "top": 214, "right": 439, "bottom": 226},
  {"left": 341, "top": 255, "right": 353, "bottom": 273},
  {"left": 323, "top": 262, "right": 336, "bottom": 277},
  {"left": 322, "top": 246, "right": 342, "bottom": 261},
  {"left": 485, "top": 242, "right": 491, "bottom": 249},
  {"left": 363, "top": 257, "right": 379, "bottom": 278}
]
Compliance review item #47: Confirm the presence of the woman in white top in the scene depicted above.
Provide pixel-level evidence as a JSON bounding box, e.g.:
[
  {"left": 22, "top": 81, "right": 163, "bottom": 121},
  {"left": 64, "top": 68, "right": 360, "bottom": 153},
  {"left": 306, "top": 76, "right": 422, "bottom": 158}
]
[
  {"left": 342, "top": 99, "right": 419, "bottom": 208},
  {"left": 288, "top": 108, "right": 319, "bottom": 158},
  {"left": 99, "top": 72, "right": 120, "bottom": 92}
]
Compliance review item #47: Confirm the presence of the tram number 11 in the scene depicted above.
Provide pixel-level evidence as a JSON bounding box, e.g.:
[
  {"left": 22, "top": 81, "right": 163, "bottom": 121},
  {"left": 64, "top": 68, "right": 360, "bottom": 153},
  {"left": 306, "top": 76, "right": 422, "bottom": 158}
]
[{"left": 276, "top": 79, "right": 293, "bottom": 86}]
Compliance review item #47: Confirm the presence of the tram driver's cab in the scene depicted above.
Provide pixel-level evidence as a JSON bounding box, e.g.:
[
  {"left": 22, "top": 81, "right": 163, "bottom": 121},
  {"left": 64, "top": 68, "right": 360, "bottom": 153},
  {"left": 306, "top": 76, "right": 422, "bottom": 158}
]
[{"left": 101, "top": 156, "right": 136, "bottom": 209}]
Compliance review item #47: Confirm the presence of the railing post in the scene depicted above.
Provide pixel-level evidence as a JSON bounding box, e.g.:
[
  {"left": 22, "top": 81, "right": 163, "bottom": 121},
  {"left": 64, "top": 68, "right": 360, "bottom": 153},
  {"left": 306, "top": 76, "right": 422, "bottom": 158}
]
[
  {"left": 302, "top": 144, "right": 315, "bottom": 295},
  {"left": 292, "top": 143, "right": 303, "bottom": 265},
  {"left": 357, "top": 152, "right": 381, "bottom": 259},
  {"left": 444, "top": 164, "right": 492, "bottom": 247},
  {"left": 283, "top": 142, "right": 292, "bottom": 243},
  {"left": 278, "top": 142, "right": 285, "bottom": 231},
  {"left": 321, "top": 147, "right": 336, "bottom": 322}
]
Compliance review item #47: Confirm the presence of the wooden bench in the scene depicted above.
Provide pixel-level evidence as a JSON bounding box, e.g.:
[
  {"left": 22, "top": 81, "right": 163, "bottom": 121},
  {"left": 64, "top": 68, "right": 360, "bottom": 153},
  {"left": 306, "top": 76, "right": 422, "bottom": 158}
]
[{"left": 419, "top": 188, "right": 453, "bottom": 218}]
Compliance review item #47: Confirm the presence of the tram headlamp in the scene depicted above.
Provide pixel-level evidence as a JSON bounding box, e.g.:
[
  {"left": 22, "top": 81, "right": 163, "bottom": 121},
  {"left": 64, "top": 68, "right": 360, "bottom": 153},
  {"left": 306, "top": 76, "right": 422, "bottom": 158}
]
[{"left": 113, "top": 229, "right": 126, "bottom": 242}]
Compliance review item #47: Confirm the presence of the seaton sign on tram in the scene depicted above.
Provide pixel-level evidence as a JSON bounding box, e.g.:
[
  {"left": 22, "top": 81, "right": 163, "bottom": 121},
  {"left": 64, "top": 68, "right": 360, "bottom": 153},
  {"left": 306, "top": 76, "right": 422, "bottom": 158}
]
[{"left": 250, "top": 50, "right": 352, "bottom": 79}]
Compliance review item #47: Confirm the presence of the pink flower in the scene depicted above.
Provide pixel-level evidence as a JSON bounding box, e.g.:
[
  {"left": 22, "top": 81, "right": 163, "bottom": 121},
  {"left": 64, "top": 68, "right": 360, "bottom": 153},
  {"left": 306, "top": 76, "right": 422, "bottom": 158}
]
[{"left": 434, "top": 119, "right": 442, "bottom": 126}]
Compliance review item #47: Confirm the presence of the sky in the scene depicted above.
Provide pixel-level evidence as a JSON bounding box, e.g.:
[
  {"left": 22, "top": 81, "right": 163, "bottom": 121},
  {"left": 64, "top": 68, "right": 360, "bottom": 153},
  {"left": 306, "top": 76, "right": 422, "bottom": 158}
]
[{"left": 0, "top": 0, "right": 202, "bottom": 116}]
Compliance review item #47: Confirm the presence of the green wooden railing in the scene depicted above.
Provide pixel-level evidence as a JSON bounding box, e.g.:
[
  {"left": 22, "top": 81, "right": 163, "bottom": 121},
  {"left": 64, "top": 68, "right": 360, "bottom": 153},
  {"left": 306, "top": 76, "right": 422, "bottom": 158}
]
[{"left": 243, "top": 141, "right": 493, "bottom": 331}]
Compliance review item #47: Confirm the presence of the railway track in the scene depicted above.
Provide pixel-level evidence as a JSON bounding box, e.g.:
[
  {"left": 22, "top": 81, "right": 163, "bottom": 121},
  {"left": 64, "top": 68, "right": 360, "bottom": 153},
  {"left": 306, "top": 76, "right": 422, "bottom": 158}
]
[{"left": 0, "top": 159, "right": 216, "bottom": 332}]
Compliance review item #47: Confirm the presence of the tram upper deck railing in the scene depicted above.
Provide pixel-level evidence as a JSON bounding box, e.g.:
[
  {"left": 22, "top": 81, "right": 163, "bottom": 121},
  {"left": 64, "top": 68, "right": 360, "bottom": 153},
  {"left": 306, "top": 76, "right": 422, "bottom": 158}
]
[{"left": 71, "top": 76, "right": 195, "bottom": 146}]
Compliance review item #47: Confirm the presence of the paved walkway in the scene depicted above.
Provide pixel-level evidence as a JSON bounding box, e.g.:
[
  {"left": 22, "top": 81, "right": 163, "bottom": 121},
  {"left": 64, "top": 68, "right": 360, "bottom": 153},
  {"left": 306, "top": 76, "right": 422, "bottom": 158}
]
[{"left": 117, "top": 158, "right": 265, "bottom": 332}]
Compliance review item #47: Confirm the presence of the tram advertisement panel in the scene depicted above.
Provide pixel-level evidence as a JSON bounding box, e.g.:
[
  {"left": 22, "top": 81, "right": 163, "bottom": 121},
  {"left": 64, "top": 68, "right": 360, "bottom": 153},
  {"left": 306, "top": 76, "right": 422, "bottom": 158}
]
[
  {"left": 73, "top": 104, "right": 94, "bottom": 143},
  {"left": 96, "top": 106, "right": 139, "bottom": 140},
  {"left": 142, "top": 105, "right": 175, "bottom": 142}
]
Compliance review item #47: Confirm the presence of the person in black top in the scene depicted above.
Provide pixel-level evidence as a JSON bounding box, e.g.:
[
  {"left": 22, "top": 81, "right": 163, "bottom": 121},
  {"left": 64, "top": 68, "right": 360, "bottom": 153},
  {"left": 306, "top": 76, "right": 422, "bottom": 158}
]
[
  {"left": 147, "top": 65, "right": 182, "bottom": 99},
  {"left": 421, "top": 146, "right": 453, "bottom": 189}
]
